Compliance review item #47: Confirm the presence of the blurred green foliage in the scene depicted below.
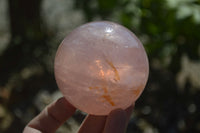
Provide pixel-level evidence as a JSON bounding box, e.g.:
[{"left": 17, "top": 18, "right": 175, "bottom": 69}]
[
  {"left": 0, "top": 0, "right": 200, "bottom": 133},
  {"left": 75, "top": 0, "right": 200, "bottom": 71}
]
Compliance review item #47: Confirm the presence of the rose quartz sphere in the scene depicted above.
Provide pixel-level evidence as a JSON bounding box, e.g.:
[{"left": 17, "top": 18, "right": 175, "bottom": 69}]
[{"left": 54, "top": 21, "right": 149, "bottom": 115}]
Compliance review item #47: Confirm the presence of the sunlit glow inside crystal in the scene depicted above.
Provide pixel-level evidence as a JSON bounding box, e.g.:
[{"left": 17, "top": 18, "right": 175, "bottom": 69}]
[
  {"left": 54, "top": 21, "right": 149, "bottom": 115},
  {"left": 105, "top": 27, "right": 113, "bottom": 33}
]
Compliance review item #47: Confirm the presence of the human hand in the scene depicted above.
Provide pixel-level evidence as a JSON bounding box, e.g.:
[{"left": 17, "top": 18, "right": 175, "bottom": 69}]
[{"left": 23, "top": 97, "right": 134, "bottom": 133}]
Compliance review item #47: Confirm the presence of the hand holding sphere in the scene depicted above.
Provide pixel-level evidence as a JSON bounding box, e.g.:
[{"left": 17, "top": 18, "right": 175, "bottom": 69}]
[{"left": 24, "top": 21, "right": 149, "bottom": 133}]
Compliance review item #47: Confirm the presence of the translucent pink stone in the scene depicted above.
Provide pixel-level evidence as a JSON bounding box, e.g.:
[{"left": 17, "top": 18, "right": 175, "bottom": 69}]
[{"left": 54, "top": 21, "right": 149, "bottom": 115}]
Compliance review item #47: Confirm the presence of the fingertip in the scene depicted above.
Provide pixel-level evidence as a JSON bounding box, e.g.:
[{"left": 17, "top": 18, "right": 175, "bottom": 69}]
[
  {"left": 103, "top": 104, "right": 135, "bottom": 133},
  {"left": 124, "top": 103, "right": 135, "bottom": 128},
  {"left": 24, "top": 97, "right": 76, "bottom": 133},
  {"left": 56, "top": 97, "right": 76, "bottom": 112},
  {"left": 78, "top": 115, "right": 107, "bottom": 133},
  {"left": 109, "top": 108, "right": 127, "bottom": 119},
  {"left": 23, "top": 127, "right": 42, "bottom": 133},
  {"left": 103, "top": 109, "right": 127, "bottom": 133},
  {"left": 46, "top": 97, "right": 76, "bottom": 124},
  {"left": 125, "top": 103, "right": 135, "bottom": 117}
]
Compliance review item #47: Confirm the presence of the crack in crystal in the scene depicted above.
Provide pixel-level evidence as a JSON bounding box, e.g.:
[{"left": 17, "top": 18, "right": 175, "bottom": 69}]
[{"left": 105, "top": 59, "right": 120, "bottom": 82}]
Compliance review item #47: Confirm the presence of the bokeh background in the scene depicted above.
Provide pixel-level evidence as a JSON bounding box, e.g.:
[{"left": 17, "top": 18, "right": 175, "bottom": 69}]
[{"left": 0, "top": 0, "right": 200, "bottom": 132}]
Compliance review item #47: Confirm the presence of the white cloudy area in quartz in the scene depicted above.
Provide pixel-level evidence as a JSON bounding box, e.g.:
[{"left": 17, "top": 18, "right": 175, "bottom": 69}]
[{"left": 55, "top": 21, "right": 149, "bottom": 115}]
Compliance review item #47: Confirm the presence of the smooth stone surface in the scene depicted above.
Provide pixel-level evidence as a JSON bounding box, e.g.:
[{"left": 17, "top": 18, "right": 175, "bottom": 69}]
[{"left": 54, "top": 21, "right": 149, "bottom": 115}]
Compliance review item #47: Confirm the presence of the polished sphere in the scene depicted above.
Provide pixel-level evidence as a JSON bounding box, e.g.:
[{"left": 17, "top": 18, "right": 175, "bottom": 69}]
[{"left": 54, "top": 21, "right": 149, "bottom": 115}]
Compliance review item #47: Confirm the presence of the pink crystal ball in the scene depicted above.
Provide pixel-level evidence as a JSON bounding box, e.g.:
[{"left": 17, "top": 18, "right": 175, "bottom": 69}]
[{"left": 54, "top": 21, "right": 149, "bottom": 115}]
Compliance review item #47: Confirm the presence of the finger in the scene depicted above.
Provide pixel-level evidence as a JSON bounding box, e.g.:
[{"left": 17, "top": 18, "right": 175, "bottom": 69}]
[
  {"left": 23, "top": 97, "right": 76, "bottom": 133},
  {"left": 103, "top": 104, "right": 135, "bottom": 133},
  {"left": 103, "top": 109, "right": 127, "bottom": 133},
  {"left": 78, "top": 115, "right": 107, "bottom": 133},
  {"left": 125, "top": 103, "right": 135, "bottom": 127}
]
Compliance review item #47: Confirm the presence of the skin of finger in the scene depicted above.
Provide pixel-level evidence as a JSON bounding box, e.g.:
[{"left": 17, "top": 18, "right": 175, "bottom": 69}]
[
  {"left": 103, "top": 104, "right": 134, "bottom": 133},
  {"left": 125, "top": 103, "right": 135, "bottom": 127},
  {"left": 103, "top": 109, "right": 127, "bottom": 133},
  {"left": 78, "top": 115, "right": 107, "bottom": 133},
  {"left": 23, "top": 97, "right": 76, "bottom": 133},
  {"left": 23, "top": 127, "right": 42, "bottom": 133}
]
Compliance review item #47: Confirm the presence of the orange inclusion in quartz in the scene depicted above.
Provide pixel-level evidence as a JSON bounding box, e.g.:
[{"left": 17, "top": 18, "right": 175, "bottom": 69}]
[
  {"left": 105, "top": 59, "right": 120, "bottom": 81},
  {"left": 102, "top": 87, "right": 108, "bottom": 93},
  {"left": 89, "top": 86, "right": 108, "bottom": 93},
  {"left": 88, "top": 59, "right": 119, "bottom": 106},
  {"left": 89, "top": 86, "right": 99, "bottom": 90},
  {"left": 102, "top": 94, "right": 115, "bottom": 106},
  {"left": 133, "top": 89, "right": 141, "bottom": 96}
]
